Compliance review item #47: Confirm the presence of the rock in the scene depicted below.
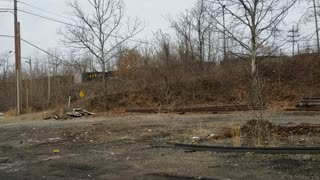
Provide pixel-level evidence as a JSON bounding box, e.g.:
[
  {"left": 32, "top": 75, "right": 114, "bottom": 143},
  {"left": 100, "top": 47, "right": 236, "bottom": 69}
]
[
  {"left": 48, "top": 138, "right": 61, "bottom": 142},
  {"left": 42, "top": 112, "right": 52, "bottom": 120},
  {"left": 192, "top": 137, "right": 200, "bottom": 140}
]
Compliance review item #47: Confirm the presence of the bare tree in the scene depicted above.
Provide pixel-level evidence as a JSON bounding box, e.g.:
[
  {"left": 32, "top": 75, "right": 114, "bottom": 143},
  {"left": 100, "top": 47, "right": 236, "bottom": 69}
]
[
  {"left": 154, "top": 30, "right": 171, "bottom": 69},
  {"left": 0, "top": 52, "right": 11, "bottom": 82},
  {"left": 191, "top": 0, "right": 212, "bottom": 69},
  {"left": 206, "top": 0, "right": 298, "bottom": 117},
  {"left": 170, "top": 0, "right": 216, "bottom": 70},
  {"left": 47, "top": 49, "right": 63, "bottom": 75},
  {"left": 170, "top": 11, "right": 194, "bottom": 70},
  {"left": 61, "top": 0, "right": 142, "bottom": 108}
]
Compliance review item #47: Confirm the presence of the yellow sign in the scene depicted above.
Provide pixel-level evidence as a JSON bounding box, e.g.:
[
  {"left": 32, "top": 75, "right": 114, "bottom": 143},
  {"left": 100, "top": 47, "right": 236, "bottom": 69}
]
[{"left": 79, "top": 90, "right": 85, "bottom": 98}]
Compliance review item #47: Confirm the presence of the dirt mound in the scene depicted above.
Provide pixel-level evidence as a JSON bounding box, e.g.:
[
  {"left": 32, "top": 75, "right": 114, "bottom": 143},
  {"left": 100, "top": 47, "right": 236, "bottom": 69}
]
[
  {"left": 241, "top": 119, "right": 277, "bottom": 136},
  {"left": 241, "top": 119, "right": 277, "bottom": 146}
]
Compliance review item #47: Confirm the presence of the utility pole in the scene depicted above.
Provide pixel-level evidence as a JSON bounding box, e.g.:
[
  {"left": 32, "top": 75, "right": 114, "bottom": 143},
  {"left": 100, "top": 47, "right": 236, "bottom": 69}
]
[
  {"left": 48, "top": 71, "right": 51, "bottom": 105},
  {"left": 222, "top": 5, "right": 227, "bottom": 61},
  {"left": 288, "top": 25, "right": 299, "bottom": 56},
  {"left": 25, "top": 58, "right": 32, "bottom": 111},
  {"left": 313, "top": 0, "right": 320, "bottom": 53},
  {"left": 18, "top": 22, "right": 22, "bottom": 113},
  {"left": 14, "top": 0, "right": 21, "bottom": 115}
]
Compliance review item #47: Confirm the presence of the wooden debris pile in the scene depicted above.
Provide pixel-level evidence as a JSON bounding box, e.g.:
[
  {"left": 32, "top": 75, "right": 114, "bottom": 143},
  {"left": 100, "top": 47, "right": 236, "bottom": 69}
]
[{"left": 66, "top": 108, "right": 96, "bottom": 118}]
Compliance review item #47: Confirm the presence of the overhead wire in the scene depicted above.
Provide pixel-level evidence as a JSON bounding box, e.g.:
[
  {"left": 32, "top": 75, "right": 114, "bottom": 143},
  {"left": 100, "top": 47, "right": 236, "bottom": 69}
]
[
  {"left": 18, "top": 1, "right": 74, "bottom": 21},
  {"left": 16, "top": 6, "right": 157, "bottom": 45},
  {"left": 1, "top": 2, "right": 157, "bottom": 45},
  {"left": 0, "top": 34, "right": 76, "bottom": 67}
]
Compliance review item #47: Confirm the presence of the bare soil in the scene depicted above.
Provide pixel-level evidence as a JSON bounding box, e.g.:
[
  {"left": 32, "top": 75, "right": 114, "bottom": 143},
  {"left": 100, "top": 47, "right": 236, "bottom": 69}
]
[{"left": 0, "top": 112, "right": 319, "bottom": 180}]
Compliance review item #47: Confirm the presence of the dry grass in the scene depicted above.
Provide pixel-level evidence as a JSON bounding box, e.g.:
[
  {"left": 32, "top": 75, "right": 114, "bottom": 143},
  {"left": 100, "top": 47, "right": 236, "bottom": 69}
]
[
  {"left": 231, "top": 125, "right": 242, "bottom": 147},
  {"left": 5, "top": 108, "right": 16, "bottom": 117}
]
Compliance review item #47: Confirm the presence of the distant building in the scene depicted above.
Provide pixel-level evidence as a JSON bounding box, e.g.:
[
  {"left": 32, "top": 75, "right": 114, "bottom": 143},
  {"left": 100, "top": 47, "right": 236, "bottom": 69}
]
[{"left": 75, "top": 71, "right": 116, "bottom": 84}]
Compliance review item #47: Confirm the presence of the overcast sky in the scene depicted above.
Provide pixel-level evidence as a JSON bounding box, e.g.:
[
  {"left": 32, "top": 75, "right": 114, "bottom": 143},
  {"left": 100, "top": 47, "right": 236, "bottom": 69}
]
[
  {"left": 0, "top": 0, "right": 318, "bottom": 61},
  {"left": 0, "top": 0, "right": 196, "bottom": 58}
]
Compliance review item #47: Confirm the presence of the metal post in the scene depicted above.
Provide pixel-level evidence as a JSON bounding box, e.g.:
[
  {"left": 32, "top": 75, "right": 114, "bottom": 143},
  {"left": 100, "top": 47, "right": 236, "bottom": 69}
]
[
  {"left": 313, "top": 0, "right": 320, "bottom": 53},
  {"left": 68, "top": 96, "right": 71, "bottom": 109}
]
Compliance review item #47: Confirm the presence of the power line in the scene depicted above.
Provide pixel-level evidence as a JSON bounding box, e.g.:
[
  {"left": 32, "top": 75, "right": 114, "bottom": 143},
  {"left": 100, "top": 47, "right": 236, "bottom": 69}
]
[
  {"left": 18, "top": 1, "right": 73, "bottom": 21},
  {"left": 16, "top": 9, "right": 156, "bottom": 45},
  {"left": 1, "top": 6, "right": 156, "bottom": 45},
  {"left": 0, "top": 34, "right": 74, "bottom": 67},
  {"left": 288, "top": 25, "right": 300, "bottom": 56}
]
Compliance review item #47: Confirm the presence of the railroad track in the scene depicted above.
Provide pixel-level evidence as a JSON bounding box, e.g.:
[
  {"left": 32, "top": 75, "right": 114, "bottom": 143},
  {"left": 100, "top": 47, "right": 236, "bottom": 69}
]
[{"left": 126, "top": 105, "right": 260, "bottom": 113}]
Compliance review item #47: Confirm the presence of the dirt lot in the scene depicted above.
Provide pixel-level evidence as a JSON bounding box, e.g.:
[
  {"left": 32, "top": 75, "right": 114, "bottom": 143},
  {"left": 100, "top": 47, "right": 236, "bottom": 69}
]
[{"left": 0, "top": 112, "right": 319, "bottom": 180}]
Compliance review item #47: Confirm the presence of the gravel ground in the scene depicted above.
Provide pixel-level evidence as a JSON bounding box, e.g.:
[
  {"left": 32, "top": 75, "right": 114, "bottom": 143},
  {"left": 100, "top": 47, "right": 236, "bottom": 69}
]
[{"left": 0, "top": 112, "right": 319, "bottom": 180}]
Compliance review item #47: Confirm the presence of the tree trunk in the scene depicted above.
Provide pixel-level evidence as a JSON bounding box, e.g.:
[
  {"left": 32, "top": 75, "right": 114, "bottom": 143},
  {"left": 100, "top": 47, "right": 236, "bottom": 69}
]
[{"left": 102, "top": 62, "right": 107, "bottom": 110}]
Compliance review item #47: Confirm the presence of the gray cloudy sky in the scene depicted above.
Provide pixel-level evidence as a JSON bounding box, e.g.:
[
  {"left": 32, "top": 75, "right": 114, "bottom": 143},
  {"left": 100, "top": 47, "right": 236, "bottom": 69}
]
[
  {"left": 0, "top": 0, "right": 318, "bottom": 60},
  {"left": 0, "top": 0, "right": 196, "bottom": 57}
]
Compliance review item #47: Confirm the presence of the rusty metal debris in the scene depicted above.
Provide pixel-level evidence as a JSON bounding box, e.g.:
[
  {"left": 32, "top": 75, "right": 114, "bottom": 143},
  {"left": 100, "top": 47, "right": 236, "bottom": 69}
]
[
  {"left": 286, "top": 98, "right": 320, "bottom": 111},
  {"left": 297, "top": 98, "right": 320, "bottom": 107},
  {"left": 126, "top": 105, "right": 259, "bottom": 114}
]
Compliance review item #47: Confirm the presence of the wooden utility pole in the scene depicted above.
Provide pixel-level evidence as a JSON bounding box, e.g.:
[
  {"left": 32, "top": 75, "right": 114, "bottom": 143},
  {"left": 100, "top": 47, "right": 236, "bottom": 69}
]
[
  {"left": 222, "top": 5, "right": 227, "bottom": 61},
  {"left": 313, "top": 0, "right": 320, "bottom": 53},
  {"left": 26, "top": 58, "right": 32, "bottom": 109},
  {"left": 288, "top": 25, "right": 299, "bottom": 56},
  {"left": 48, "top": 72, "right": 51, "bottom": 105},
  {"left": 14, "top": 0, "right": 21, "bottom": 115},
  {"left": 18, "top": 22, "right": 22, "bottom": 113}
]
